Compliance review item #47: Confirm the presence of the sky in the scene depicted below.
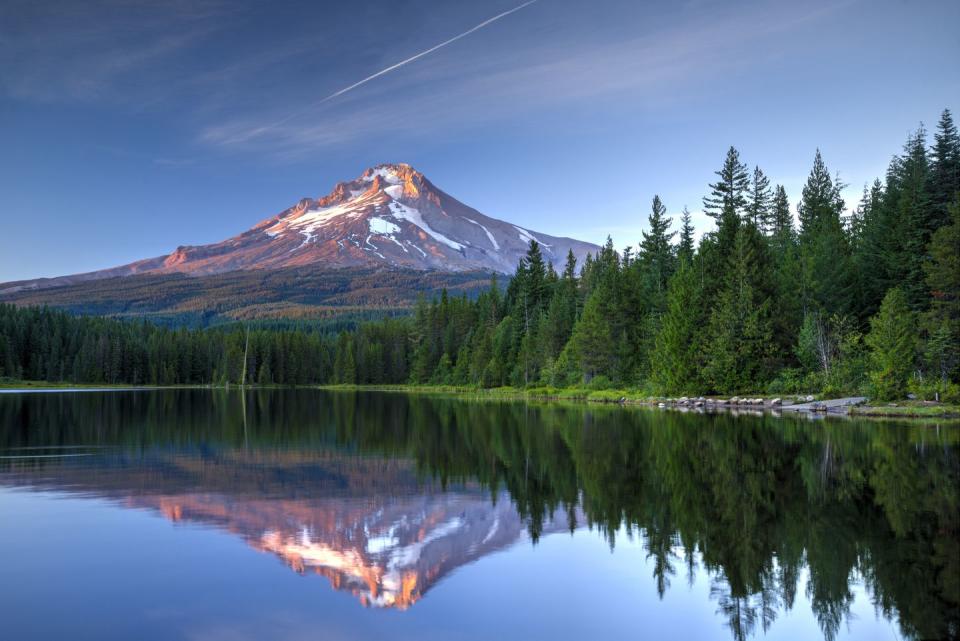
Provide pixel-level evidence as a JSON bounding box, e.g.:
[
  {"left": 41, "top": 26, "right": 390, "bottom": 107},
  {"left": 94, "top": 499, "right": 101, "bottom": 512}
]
[{"left": 1, "top": 0, "right": 958, "bottom": 281}]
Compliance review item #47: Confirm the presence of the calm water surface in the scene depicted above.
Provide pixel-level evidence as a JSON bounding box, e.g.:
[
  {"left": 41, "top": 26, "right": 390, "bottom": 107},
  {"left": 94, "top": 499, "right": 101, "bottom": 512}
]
[{"left": 0, "top": 390, "right": 956, "bottom": 640}]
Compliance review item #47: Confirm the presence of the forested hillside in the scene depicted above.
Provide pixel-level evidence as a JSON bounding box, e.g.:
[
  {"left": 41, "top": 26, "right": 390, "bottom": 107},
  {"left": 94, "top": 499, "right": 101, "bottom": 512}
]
[
  {"left": 0, "top": 267, "right": 494, "bottom": 326},
  {"left": 2, "top": 109, "right": 957, "bottom": 400}
]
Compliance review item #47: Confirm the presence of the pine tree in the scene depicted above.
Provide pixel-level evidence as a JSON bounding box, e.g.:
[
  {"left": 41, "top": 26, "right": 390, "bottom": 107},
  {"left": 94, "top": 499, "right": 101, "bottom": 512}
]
[
  {"left": 929, "top": 109, "right": 960, "bottom": 228},
  {"left": 747, "top": 166, "right": 772, "bottom": 231},
  {"left": 798, "top": 150, "right": 844, "bottom": 241},
  {"left": 797, "top": 150, "right": 853, "bottom": 316},
  {"left": 703, "top": 224, "right": 775, "bottom": 393},
  {"left": 571, "top": 292, "right": 614, "bottom": 383},
  {"left": 678, "top": 207, "right": 695, "bottom": 262},
  {"left": 924, "top": 198, "right": 960, "bottom": 381},
  {"left": 897, "top": 126, "right": 935, "bottom": 309},
  {"left": 769, "top": 185, "right": 793, "bottom": 240},
  {"left": 865, "top": 288, "right": 916, "bottom": 400},
  {"left": 703, "top": 147, "right": 750, "bottom": 264},
  {"left": 652, "top": 260, "right": 702, "bottom": 393},
  {"left": 704, "top": 147, "right": 750, "bottom": 223},
  {"left": 639, "top": 195, "right": 676, "bottom": 294}
]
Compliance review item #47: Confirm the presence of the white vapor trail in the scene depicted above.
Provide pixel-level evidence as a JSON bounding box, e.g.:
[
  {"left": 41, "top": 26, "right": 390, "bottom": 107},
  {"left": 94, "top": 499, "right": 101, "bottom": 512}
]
[{"left": 227, "top": 0, "right": 538, "bottom": 143}]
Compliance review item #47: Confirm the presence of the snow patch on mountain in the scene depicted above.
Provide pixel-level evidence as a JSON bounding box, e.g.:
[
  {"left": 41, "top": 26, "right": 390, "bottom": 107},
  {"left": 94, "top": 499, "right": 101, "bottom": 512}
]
[
  {"left": 368, "top": 216, "right": 400, "bottom": 236},
  {"left": 464, "top": 218, "right": 499, "bottom": 251},
  {"left": 388, "top": 201, "right": 464, "bottom": 251},
  {"left": 514, "top": 225, "right": 552, "bottom": 252},
  {"left": 365, "top": 167, "right": 401, "bottom": 185}
]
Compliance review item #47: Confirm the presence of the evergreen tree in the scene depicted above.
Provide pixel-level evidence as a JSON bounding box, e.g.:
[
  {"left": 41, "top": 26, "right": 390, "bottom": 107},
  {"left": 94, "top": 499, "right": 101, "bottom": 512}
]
[
  {"left": 571, "top": 286, "right": 615, "bottom": 382},
  {"left": 929, "top": 109, "right": 960, "bottom": 228},
  {"left": 652, "top": 260, "right": 702, "bottom": 393},
  {"left": 923, "top": 198, "right": 960, "bottom": 381},
  {"left": 769, "top": 185, "right": 793, "bottom": 240},
  {"left": 703, "top": 224, "right": 775, "bottom": 393},
  {"left": 639, "top": 195, "right": 677, "bottom": 294},
  {"left": 704, "top": 147, "right": 750, "bottom": 223},
  {"left": 898, "top": 127, "right": 936, "bottom": 309},
  {"left": 747, "top": 166, "right": 772, "bottom": 231},
  {"left": 678, "top": 206, "right": 695, "bottom": 262},
  {"left": 797, "top": 150, "right": 853, "bottom": 316},
  {"left": 865, "top": 288, "right": 916, "bottom": 400},
  {"left": 703, "top": 147, "right": 749, "bottom": 256}
]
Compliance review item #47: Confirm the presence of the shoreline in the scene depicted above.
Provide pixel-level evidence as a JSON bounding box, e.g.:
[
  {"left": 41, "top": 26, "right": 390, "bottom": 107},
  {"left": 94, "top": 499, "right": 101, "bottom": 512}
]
[{"left": 0, "top": 380, "right": 957, "bottom": 420}]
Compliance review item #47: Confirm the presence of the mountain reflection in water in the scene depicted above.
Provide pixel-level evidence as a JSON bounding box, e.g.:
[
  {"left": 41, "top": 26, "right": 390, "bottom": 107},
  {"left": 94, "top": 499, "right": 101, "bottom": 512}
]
[{"left": 0, "top": 389, "right": 957, "bottom": 641}]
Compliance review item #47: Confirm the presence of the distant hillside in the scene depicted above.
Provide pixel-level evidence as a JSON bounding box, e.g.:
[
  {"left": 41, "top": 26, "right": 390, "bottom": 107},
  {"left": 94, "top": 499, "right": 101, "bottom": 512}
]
[{"left": 0, "top": 267, "right": 495, "bottom": 326}]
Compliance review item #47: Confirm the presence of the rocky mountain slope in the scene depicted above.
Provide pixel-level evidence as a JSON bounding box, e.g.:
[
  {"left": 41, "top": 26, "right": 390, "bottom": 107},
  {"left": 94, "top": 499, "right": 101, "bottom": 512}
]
[{"left": 1, "top": 163, "right": 598, "bottom": 296}]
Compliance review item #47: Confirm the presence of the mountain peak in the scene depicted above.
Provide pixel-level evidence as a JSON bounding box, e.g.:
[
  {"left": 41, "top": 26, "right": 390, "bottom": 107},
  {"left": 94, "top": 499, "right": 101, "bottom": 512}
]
[{"left": 1, "top": 164, "right": 600, "bottom": 294}]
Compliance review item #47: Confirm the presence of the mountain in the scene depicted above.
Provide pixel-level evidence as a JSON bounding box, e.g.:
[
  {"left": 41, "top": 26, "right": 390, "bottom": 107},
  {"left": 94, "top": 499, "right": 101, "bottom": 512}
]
[
  {"left": 0, "top": 447, "right": 579, "bottom": 610},
  {"left": 1, "top": 163, "right": 599, "bottom": 296}
]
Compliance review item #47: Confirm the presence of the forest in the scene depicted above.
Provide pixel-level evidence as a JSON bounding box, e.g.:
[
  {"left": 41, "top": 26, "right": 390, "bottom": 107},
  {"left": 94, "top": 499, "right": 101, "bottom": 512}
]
[{"left": 1, "top": 108, "right": 957, "bottom": 401}]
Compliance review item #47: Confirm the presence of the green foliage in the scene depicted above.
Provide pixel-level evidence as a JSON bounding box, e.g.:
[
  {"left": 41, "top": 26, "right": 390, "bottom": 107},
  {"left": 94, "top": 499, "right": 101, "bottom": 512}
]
[
  {"left": 703, "top": 224, "right": 775, "bottom": 393},
  {"left": 866, "top": 288, "right": 917, "bottom": 400},
  {"left": 651, "top": 260, "right": 702, "bottom": 394}
]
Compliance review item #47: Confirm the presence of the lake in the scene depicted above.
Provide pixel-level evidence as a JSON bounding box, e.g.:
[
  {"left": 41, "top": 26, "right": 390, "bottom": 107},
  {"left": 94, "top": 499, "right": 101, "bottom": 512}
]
[{"left": 0, "top": 389, "right": 956, "bottom": 640}]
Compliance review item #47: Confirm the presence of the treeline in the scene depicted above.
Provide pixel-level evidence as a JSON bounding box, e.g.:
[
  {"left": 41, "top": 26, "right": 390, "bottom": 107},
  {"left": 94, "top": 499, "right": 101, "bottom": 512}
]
[
  {"left": 1, "top": 109, "right": 958, "bottom": 398},
  {"left": 392, "top": 108, "right": 960, "bottom": 400}
]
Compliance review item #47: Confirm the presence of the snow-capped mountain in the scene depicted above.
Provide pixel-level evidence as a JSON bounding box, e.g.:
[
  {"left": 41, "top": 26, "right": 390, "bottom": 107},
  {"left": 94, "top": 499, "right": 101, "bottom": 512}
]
[{"left": 1, "top": 164, "right": 598, "bottom": 295}]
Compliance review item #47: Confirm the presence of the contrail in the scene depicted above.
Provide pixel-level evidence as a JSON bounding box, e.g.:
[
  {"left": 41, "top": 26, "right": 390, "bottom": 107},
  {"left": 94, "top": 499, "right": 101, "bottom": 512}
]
[{"left": 232, "top": 0, "right": 537, "bottom": 143}]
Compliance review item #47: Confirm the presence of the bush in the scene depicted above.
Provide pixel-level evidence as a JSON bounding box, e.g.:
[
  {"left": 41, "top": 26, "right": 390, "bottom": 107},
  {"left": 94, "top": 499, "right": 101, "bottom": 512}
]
[
  {"left": 586, "top": 375, "right": 614, "bottom": 390},
  {"left": 908, "top": 377, "right": 960, "bottom": 404},
  {"left": 766, "top": 368, "right": 809, "bottom": 394}
]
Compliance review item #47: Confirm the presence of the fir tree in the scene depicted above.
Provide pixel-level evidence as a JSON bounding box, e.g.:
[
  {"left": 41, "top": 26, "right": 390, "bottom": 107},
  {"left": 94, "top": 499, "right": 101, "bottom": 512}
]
[
  {"left": 865, "top": 288, "right": 916, "bottom": 400},
  {"left": 929, "top": 109, "right": 960, "bottom": 228},
  {"left": 747, "top": 166, "right": 773, "bottom": 231},
  {"left": 924, "top": 198, "right": 960, "bottom": 381},
  {"left": 703, "top": 224, "right": 775, "bottom": 393},
  {"left": 652, "top": 260, "right": 702, "bottom": 393},
  {"left": 797, "top": 150, "right": 853, "bottom": 316},
  {"left": 639, "top": 195, "right": 676, "bottom": 294},
  {"left": 571, "top": 292, "right": 614, "bottom": 383},
  {"left": 769, "top": 185, "right": 793, "bottom": 240},
  {"left": 897, "top": 126, "right": 935, "bottom": 309},
  {"left": 703, "top": 147, "right": 749, "bottom": 258},
  {"left": 678, "top": 206, "right": 695, "bottom": 262},
  {"left": 704, "top": 147, "right": 750, "bottom": 223}
]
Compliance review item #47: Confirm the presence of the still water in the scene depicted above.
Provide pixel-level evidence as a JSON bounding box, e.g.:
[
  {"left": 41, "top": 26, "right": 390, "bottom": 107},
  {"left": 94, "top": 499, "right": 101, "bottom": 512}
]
[{"left": 0, "top": 389, "right": 956, "bottom": 641}]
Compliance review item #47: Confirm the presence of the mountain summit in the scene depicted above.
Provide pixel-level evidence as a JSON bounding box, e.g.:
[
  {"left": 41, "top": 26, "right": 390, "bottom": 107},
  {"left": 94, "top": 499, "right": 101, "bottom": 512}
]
[
  {"left": 2, "top": 164, "right": 598, "bottom": 295},
  {"left": 239, "top": 162, "right": 597, "bottom": 274}
]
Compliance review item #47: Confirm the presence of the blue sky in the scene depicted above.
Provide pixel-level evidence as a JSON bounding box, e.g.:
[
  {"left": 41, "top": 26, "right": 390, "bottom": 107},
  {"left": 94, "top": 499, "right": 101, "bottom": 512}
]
[{"left": 1, "top": 0, "right": 958, "bottom": 281}]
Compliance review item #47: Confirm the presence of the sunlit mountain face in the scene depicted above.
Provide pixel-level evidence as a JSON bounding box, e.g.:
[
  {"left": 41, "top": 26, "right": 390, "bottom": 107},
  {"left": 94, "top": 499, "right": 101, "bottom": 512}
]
[
  {"left": 0, "top": 447, "right": 575, "bottom": 611},
  {"left": 0, "top": 389, "right": 957, "bottom": 641},
  {"left": 131, "top": 486, "right": 557, "bottom": 610}
]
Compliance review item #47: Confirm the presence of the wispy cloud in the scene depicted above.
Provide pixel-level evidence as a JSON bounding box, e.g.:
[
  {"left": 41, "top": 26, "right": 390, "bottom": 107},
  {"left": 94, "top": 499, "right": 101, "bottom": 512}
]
[
  {"left": 203, "top": 1, "right": 855, "bottom": 159},
  {"left": 217, "top": 1, "right": 538, "bottom": 145},
  {"left": 0, "top": 0, "right": 227, "bottom": 102}
]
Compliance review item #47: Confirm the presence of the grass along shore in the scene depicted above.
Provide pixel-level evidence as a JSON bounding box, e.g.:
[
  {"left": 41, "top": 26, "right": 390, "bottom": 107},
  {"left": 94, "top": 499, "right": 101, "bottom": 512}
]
[{"left": 2, "top": 378, "right": 958, "bottom": 419}]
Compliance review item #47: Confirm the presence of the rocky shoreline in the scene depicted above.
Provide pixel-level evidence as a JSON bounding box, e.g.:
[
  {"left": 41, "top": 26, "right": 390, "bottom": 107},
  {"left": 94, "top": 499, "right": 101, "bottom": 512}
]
[{"left": 648, "top": 395, "right": 868, "bottom": 415}]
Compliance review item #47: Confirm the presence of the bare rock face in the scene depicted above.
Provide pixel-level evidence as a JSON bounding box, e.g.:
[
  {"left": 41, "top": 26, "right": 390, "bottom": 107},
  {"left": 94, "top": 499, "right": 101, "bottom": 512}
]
[{"left": 1, "top": 163, "right": 599, "bottom": 295}]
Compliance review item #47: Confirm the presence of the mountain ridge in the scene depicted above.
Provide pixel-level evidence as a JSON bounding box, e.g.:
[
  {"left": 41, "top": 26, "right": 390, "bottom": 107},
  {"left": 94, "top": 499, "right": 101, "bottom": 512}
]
[{"left": 1, "top": 163, "right": 598, "bottom": 295}]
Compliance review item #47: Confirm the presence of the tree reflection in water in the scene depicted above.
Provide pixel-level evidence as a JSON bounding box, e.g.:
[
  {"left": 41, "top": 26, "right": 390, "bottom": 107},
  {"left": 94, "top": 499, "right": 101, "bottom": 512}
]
[{"left": 0, "top": 389, "right": 956, "bottom": 640}]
